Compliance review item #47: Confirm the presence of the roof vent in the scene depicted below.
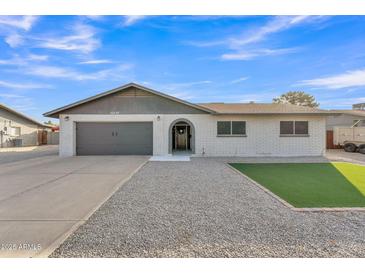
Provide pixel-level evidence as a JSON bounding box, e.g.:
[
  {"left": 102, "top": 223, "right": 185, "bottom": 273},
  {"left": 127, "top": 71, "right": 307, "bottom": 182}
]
[{"left": 249, "top": 101, "right": 255, "bottom": 104}]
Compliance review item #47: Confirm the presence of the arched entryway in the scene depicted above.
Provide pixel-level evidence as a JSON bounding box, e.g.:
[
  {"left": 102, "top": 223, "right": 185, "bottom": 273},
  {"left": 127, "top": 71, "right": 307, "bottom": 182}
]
[{"left": 168, "top": 118, "right": 195, "bottom": 155}]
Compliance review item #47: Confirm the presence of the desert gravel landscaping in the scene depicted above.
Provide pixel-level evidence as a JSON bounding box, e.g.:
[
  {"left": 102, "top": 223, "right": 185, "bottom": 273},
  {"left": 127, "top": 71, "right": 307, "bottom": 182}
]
[{"left": 51, "top": 156, "right": 365, "bottom": 258}]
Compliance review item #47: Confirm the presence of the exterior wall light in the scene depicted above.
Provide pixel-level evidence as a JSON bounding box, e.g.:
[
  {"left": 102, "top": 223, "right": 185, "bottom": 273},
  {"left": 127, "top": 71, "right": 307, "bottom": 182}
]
[
  {"left": 157, "top": 115, "right": 161, "bottom": 121},
  {"left": 64, "top": 116, "right": 70, "bottom": 121}
]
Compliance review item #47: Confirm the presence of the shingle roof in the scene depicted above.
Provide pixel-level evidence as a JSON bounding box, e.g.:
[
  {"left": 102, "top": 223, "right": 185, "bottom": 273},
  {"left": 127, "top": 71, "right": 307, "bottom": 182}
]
[
  {"left": 198, "top": 103, "right": 335, "bottom": 115},
  {"left": 43, "top": 82, "right": 214, "bottom": 117},
  {"left": 43, "top": 82, "right": 342, "bottom": 117},
  {"left": 328, "top": 109, "right": 365, "bottom": 117}
]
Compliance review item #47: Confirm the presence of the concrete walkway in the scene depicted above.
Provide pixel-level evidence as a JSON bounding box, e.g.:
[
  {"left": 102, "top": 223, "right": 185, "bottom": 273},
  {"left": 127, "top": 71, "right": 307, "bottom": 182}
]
[{"left": 0, "top": 155, "right": 148, "bottom": 257}]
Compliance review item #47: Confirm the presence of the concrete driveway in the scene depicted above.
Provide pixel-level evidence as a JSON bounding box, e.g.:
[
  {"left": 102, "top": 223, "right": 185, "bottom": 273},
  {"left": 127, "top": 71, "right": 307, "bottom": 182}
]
[
  {"left": 326, "top": 149, "right": 365, "bottom": 165},
  {"left": 0, "top": 155, "right": 148, "bottom": 257},
  {"left": 0, "top": 145, "right": 59, "bottom": 164}
]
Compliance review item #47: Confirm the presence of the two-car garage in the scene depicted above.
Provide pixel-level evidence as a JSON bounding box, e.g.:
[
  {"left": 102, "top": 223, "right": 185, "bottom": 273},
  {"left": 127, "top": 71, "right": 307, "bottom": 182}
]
[
  {"left": 76, "top": 122, "right": 153, "bottom": 155},
  {"left": 43, "top": 83, "right": 212, "bottom": 157}
]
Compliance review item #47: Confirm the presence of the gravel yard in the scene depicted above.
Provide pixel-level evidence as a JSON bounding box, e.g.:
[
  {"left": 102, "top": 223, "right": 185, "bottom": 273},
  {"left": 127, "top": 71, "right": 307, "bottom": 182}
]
[{"left": 51, "top": 157, "right": 365, "bottom": 257}]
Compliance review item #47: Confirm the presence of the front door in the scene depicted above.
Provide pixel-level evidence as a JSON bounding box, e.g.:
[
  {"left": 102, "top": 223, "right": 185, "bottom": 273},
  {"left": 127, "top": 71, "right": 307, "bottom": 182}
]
[{"left": 175, "top": 125, "right": 187, "bottom": 150}]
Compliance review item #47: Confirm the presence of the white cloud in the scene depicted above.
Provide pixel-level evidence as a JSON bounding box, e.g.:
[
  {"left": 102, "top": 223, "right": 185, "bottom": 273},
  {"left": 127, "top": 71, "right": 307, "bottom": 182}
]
[
  {"left": 84, "top": 16, "right": 105, "bottom": 21},
  {"left": 230, "top": 77, "right": 249, "bottom": 84},
  {"left": 23, "top": 64, "right": 133, "bottom": 81},
  {"left": 34, "top": 23, "right": 100, "bottom": 53},
  {"left": 0, "top": 80, "right": 51, "bottom": 89},
  {"left": 78, "top": 59, "right": 113, "bottom": 64},
  {"left": 228, "top": 16, "right": 318, "bottom": 48},
  {"left": 123, "top": 16, "right": 146, "bottom": 26},
  {"left": 0, "top": 93, "right": 25, "bottom": 98},
  {"left": 184, "top": 40, "right": 225, "bottom": 48},
  {"left": 0, "top": 56, "right": 25, "bottom": 66},
  {"left": 187, "top": 16, "right": 325, "bottom": 49},
  {"left": 5, "top": 34, "right": 24, "bottom": 47},
  {"left": 0, "top": 54, "right": 48, "bottom": 66},
  {"left": 222, "top": 48, "right": 298, "bottom": 60},
  {"left": 163, "top": 80, "right": 212, "bottom": 90},
  {"left": 187, "top": 16, "right": 328, "bottom": 61},
  {"left": 0, "top": 16, "right": 38, "bottom": 31},
  {"left": 298, "top": 69, "right": 365, "bottom": 89},
  {"left": 27, "top": 54, "right": 49, "bottom": 61},
  {"left": 0, "top": 93, "right": 37, "bottom": 111}
]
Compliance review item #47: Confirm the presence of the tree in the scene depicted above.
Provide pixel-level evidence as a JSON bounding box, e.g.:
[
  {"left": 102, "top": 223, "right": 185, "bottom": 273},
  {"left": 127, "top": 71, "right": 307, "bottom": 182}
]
[
  {"left": 273, "top": 91, "right": 319, "bottom": 108},
  {"left": 44, "top": 120, "right": 58, "bottom": 126}
]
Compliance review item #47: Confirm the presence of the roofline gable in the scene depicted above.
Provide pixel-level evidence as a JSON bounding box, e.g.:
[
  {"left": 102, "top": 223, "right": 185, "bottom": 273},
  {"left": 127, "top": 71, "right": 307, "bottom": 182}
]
[
  {"left": 43, "top": 83, "right": 215, "bottom": 117},
  {"left": 1, "top": 103, "right": 51, "bottom": 128}
]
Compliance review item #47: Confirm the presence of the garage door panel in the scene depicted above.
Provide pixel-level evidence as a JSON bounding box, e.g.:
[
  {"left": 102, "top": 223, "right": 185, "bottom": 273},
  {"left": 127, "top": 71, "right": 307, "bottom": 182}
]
[
  {"left": 77, "top": 144, "right": 116, "bottom": 155},
  {"left": 76, "top": 122, "right": 153, "bottom": 155}
]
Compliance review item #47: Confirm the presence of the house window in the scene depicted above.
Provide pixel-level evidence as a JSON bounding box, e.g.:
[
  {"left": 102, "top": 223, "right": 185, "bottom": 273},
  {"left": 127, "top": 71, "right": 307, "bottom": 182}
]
[
  {"left": 217, "top": 121, "right": 231, "bottom": 135},
  {"left": 10, "top": 127, "right": 21, "bottom": 136},
  {"left": 217, "top": 121, "right": 246, "bottom": 136},
  {"left": 232, "top": 121, "right": 246, "bottom": 135},
  {"left": 280, "top": 121, "right": 294, "bottom": 135},
  {"left": 294, "top": 121, "right": 308, "bottom": 135},
  {"left": 280, "top": 121, "right": 308, "bottom": 136}
]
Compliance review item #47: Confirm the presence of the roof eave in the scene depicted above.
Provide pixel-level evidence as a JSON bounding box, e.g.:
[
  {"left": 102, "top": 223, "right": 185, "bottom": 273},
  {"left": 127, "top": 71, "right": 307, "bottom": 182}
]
[
  {"left": 1, "top": 103, "right": 51, "bottom": 128},
  {"left": 43, "top": 82, "right": 215, "bottom": 117},
  {"left": 211, "top": 112, "right": 336, "bottom": 115}
]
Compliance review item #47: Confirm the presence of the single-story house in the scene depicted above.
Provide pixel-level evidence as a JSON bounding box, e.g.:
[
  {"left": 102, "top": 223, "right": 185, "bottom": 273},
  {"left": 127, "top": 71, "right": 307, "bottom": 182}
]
[
  {"left": 326, "top": 110, "right": 365, "bottom": 130},
  {"left": 325, "top": 109, "right": 365, "bottom": 148},
  {"left": 44, "top": 83, "right": 335, "bottom": 157},
  {"left": 0, "top": 103, "right": 52, "bottom": 148}
]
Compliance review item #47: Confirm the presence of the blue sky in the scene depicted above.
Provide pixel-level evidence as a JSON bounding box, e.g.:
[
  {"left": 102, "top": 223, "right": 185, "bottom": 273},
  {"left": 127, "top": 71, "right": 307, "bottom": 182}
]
[{"left": 0, "top": 15, "right": 365, "bottom": 122}]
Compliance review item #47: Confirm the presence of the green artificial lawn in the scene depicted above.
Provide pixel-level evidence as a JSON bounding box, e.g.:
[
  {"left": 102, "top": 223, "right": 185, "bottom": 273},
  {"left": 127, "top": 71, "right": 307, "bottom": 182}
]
[{"left": 229, "top": 162, "right": 365, "bottom": 208}]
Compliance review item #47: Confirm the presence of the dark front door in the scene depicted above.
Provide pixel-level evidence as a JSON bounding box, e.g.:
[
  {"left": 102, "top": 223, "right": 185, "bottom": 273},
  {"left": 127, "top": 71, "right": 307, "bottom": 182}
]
[
  {"left": 76, "top": 122, "right": 153, "bottom": 155},
  {"left": 326, "top": 130, "right": 334, "bottom": 149},
  {"left": 175, "top": 125, "right": 187, "bottom": 150}
]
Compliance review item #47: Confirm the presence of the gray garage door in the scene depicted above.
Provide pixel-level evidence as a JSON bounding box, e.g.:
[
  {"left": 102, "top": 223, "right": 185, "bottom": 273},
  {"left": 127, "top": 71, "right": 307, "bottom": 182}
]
[{"left": 76, "top": 122, "right": 153, "bottom": 155}]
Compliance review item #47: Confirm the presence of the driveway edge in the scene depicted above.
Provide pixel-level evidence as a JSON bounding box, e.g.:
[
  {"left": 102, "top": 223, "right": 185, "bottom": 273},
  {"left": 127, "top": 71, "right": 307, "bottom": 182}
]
[
  {"left": 226, "top": 163, "right": 365, "bottom": 212},
  {"left": 34, "top": 160, "right": 149, "bottom": 258}
]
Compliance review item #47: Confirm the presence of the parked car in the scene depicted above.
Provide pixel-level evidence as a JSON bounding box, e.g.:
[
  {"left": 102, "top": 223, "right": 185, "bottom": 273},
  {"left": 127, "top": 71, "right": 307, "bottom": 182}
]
[{"left": 343, "top": 140, "right": 365, "bottom": 154}]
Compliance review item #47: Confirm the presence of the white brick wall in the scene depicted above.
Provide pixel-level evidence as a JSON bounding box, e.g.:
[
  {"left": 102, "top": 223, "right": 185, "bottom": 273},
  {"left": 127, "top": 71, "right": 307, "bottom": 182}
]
[{"left": 59, "top": 114, "right": 326, "bottom": 157}]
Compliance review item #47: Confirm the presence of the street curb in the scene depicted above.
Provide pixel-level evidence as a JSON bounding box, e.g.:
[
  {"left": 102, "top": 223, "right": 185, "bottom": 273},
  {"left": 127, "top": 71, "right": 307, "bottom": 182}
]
[
  {"left": 226, "top": 163, "right": 365, "bottom": 212},
  {"left": 34, "top": 159, "right": 149, "bottom": 258}
]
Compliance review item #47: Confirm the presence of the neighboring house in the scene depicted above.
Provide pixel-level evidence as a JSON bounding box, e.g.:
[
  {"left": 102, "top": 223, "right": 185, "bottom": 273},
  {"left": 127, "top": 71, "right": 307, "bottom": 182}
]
[
  {"left": 0, "top": 103, "right": 52, "bottom": 148},
  {"left": 326, "top": 110, "right": 365, "bottom": 130},
  {"left": 353, "top": 103, "right": 365, "bottom": 110},
  {"left": 325, "top": 109, "right": 365, "bottom": 148},
  {"left": 44, "top": 83, "right": 334, "bottom": 157}
]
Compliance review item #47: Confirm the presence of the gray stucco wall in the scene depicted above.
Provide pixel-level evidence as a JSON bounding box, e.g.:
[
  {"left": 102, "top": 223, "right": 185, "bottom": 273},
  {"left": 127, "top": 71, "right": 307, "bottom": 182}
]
[{"left": 58, "top": 87, "right": 207, "bottom": 115}]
